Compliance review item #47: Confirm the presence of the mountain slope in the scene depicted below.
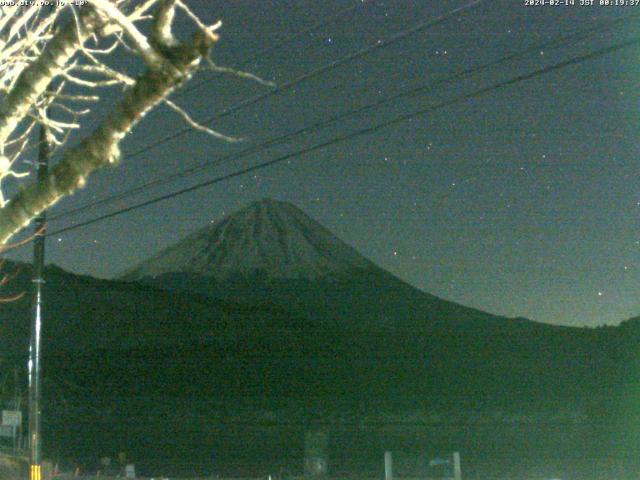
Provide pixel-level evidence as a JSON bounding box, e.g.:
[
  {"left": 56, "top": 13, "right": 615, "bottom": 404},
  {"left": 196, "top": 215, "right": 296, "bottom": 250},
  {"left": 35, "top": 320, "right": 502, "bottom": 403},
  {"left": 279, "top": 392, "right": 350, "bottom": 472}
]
[
  {"left": 122, "top": 199, "right": 374, "bottom": 281},
  {"left": 0, "top": 263, "right": 636, "bottom": 477},
  {"left": 122, "top": 198, "right": 538, "bottom": 331},
  {"left": 4, "top": 199, "right": 639, "bottom": 477}
]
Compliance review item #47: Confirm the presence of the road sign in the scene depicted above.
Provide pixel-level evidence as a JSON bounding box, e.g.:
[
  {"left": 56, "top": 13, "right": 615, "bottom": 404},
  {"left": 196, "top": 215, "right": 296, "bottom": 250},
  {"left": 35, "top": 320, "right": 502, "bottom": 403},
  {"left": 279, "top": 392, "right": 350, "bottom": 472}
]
[
  {"left": 0, "top": 425, "right": 14, "bottom": 438},
  {"left": 125, "top": 464, "right": 135, "bottom": 479},
  {"left": 2, "top": 410, "right": 21, "bottom": 427}
]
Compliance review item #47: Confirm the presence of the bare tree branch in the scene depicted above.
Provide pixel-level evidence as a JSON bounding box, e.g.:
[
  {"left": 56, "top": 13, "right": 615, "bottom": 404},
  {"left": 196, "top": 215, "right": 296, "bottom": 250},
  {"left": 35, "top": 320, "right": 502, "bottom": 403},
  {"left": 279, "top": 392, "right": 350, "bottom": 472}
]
[
  {"left": 0, "top": 28, "right": 218, "bottom": 244},
  {"left": 87, "top": 0, "right": 164, "bottom": 68},
  {"left": 0, "top": 1, "right": 239, "bottom": 247},
  {"left": 0, "top": 7, "right": 104, "bottom": 149},
  {"left": 206, "top": 59, "right": 276, "bottom": 88},
  {"left": 163, "top": 98, "right": 242, "bottom": 142}
]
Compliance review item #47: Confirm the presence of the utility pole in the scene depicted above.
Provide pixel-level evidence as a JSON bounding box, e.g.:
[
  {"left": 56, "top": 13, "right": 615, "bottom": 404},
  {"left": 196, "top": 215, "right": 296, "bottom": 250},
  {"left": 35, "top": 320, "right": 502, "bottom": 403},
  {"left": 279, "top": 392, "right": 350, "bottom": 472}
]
[
  {"left": 29, "top": 118, "right": 50, "bottom": 480},
  {"left": 13, "top": 367, "right": 20, "bottom": 452}
]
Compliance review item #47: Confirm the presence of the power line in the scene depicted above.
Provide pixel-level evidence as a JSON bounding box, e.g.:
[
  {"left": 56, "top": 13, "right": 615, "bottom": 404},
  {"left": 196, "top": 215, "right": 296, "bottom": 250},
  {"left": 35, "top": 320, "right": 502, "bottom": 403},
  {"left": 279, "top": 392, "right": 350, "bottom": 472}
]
[
  {"left": 117, "top": 0, "right": 489, "bottom": 162},
  {"left": 47, "top": 36, "right": 640, "bottom": 238},
  {"left": 134, "top": 0, "right": 372, "bottom": 152},
  {"left": 39, "top": 0, "right": 488, "bottom": 223},
  {"left": 41, "top": 418, "right": 640, "bottom": 428},
  {"left": 10, "top": 1, "right": 370, "bottom": 162},
  {"left": 172, "top": 0, "right": 372, "bottom": 99},
  {"left": 49, "top": 13, "right": 639, "bottom": 222}
]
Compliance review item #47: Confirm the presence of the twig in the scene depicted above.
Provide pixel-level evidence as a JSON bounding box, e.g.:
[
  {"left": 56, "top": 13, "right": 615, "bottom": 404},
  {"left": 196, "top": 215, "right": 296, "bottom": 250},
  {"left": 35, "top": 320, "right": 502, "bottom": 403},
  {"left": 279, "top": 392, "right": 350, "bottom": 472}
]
[{"left": 163, "top": 98, "right": 243, "bottom": 143}]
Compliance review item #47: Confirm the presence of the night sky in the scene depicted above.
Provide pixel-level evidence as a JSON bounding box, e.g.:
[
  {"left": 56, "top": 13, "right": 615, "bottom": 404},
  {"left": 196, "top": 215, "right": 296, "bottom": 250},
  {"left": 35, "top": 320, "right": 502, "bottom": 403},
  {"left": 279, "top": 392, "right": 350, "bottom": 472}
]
[{"left": 7, "top": 0, "right": 640, "bottom": 327}]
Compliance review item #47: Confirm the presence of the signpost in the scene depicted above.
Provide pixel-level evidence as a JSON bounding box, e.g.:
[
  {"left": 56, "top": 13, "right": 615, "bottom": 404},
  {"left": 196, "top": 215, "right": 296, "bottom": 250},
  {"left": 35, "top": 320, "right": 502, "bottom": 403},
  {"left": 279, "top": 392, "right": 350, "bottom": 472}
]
[
  {"left": 125, "top": 464, "right": 136, "bottom": 479},
  {"left": 0, "top": 410, "right": 21, "bottom": 444},
  {"left": 453, "top": 451, "right": 461, "bottom": 480},
  {"left": 384, "top": 451, "right": 393, "bottom": 480},
  {"left": 2, "top": 410, "right": 21, "bottom": 427}
]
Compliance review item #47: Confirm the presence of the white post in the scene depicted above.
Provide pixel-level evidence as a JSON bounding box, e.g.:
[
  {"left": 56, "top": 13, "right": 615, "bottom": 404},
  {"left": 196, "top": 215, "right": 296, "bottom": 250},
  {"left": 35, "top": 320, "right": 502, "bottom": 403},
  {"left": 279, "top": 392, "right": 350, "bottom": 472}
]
[
  {"left": 304, "top": 430, "right": 329, "bottom": 477},
  {"left": 384, "top": 451, "right": 393, "bottom": 480},
  {"left": 453, "top": 452, "right": 461, "bottom": 480}
]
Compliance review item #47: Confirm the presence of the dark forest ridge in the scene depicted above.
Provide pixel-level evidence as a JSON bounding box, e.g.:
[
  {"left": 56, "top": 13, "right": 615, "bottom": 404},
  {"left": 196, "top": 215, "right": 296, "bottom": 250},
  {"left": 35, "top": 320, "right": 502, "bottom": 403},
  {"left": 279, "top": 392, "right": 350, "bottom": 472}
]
[{"left": 0, "top": 218, "right": 638, "bottom": 477}]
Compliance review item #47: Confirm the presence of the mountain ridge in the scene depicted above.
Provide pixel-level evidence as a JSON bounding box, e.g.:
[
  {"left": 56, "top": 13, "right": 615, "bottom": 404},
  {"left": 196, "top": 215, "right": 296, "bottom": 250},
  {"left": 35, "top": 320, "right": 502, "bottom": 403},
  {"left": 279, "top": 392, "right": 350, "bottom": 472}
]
[
  {"left": 0, "top": 227, "right": 638, "bottom": 477},
  {"left": 121, "top": 198, "right": 375, "bottom": 281},
  {"left": 121, "top": 198, "right": 544, "bottom": 331}
]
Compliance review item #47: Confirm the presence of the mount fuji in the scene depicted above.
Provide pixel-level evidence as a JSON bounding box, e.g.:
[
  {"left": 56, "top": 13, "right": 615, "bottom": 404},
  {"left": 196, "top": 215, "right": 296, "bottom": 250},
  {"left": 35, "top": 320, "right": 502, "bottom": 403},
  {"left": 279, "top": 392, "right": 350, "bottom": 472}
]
[
  {"left": 0, "top": 199, "right": 636, "bottom": 477},
  {"left": 122, "top": 198, "right": 535, "bottom": 331},
  {"left": 122, "top": 198, "right": 374, "bottom": 281}
]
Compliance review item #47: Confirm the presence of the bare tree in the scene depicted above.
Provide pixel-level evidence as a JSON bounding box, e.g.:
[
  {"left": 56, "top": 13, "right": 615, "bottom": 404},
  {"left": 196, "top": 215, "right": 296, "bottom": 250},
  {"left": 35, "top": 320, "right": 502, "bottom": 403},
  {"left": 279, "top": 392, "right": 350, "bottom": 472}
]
[{"left": 0, "top": 0, "right": 231, "bottom": 245}]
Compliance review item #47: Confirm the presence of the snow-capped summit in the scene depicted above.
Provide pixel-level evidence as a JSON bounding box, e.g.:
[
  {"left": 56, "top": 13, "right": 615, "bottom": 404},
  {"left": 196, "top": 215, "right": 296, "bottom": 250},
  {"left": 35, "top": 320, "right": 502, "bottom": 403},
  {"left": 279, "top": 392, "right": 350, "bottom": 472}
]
[{"left": 122, "top": 198, "right": 374, "bottom": 281}]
